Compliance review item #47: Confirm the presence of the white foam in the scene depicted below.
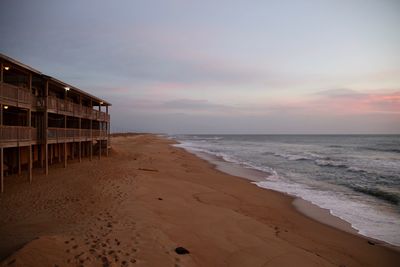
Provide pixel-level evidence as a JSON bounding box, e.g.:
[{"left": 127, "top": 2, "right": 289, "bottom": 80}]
[
  {"left": 255, "top": 178, "right": 400, "bottom": 246},
  {"left": 174, "top": 143, "right": 273, "bottom": 174},
  {"left": 173, "top": 138, "right": 400, "bottom": 247}
]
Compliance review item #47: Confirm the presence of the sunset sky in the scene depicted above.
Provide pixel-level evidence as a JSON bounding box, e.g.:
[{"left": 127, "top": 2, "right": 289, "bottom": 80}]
[{"left": 1, "top": 0, "right": 399, "bottom": 133}]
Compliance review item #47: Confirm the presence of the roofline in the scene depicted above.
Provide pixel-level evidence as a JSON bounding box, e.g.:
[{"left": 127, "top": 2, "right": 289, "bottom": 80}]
[
  {"left": 0, "top": 53, "right": 111, "bottom": 106},
  {"left": 0, "top": 53, "right": 42, "bottom": 75},
  {"left": 46, "top": 76, "right": 111, "bottom": 106}
]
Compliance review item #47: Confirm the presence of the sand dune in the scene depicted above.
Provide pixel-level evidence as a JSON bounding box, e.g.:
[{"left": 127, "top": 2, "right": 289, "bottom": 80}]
[{"left": 0, "top": 134, "right": 399, "bottom": 266}]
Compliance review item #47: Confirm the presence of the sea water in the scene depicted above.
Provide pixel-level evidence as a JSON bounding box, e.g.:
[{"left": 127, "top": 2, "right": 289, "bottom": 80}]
[{"left": 171, "top": 135, "right": 400, "bottom": 246}]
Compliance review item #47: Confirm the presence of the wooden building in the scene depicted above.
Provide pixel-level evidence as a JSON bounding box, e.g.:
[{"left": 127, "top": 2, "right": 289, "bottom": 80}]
[{"left": 0, "top": 53, "right": 111, "bottom": 192}]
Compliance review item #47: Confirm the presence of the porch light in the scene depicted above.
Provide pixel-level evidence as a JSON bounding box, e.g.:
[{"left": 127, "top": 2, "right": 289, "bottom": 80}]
[
  {"left": 65, "top": 87, "right": 70, "bottom": 91},
  {"left": 4, "top": 105, "right": 8, "bottom": 109},
  {"left": 4, "top": 66, "right": 10, "bottom": 70},
  {"left": 100, "top": 101, "right": 103, "bottom": 105}
]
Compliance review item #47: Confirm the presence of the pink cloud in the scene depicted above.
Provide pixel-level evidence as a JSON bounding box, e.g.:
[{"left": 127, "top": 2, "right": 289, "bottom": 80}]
[{"left": 307, "top": 90, "right": 400, "bottom": 115}]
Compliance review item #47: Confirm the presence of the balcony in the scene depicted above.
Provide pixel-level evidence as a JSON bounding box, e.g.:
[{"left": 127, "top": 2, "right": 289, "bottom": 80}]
[
  {"left": 0, "top": 84, "right": 109, "bottom": 121},
  {"left": 0, "top": 126, "right": 37, "bottom": 147},
  {"left": 0, "top": 82, "right": 32, "bottom": 108},
  {"left": 47, "top": 96, "right": 109, "bottom": 121},
  {"left": 47, "top": 128, "right": 107, "bottom": 143}
]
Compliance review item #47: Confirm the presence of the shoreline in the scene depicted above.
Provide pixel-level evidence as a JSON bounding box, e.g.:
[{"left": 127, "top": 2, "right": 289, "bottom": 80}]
[
  {"left": 173, "top": 142, "right": 398, "bottom": 249},
  {"left": 180, "top": 147, "right": 360, "bottom": 234},
  {"left": 1, "top": 134, "right": 399, "bottom": 266}
]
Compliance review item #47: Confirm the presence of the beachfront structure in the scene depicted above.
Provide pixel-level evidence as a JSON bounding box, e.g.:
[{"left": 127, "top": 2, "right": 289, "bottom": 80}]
[{"left": 0, "top": 54, "right": 111, "bottom": 193}]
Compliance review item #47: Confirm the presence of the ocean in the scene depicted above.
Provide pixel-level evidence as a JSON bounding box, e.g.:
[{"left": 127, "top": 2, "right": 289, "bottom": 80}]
[{"left": 171, "top": 134, "right": 400, "bottom": 246}]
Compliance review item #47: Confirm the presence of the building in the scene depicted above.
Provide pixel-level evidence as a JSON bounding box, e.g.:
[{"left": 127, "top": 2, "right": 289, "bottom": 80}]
[{"left": 0, "top": 53, "right": 111, "bottom": 193}]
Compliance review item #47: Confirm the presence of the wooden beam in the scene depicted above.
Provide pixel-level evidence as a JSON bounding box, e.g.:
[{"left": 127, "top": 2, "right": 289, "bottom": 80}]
[
  {"left": 90, "top": 100, "right": 93, "bottom": 161},
  {"left": 78, "top": 95, "right": 82, "bottom": 163},
  {"left": 64, "top": 114, "right": 67, "bottom": 168},
  {"left": 0, "top": 62, "right": 3, "bottom": 83},
  {"left": 90, "top": 141, "right": 93, "bottom": 161},
  {"left": 79, "top": 142, "right": 82, "bottom": 162},
  {"left": 44, "top": 80, "right": 49, "bottom": 175},
  {"left": 39, "top": 145, "right": 43, "bottom": 168},
  {"left": 64, "top": 143, "right": 67, "bottom": 168},
  {"left": 58, "top": 143, "right": 62, "bottom": 163},
  {"left": 106, "top": 105, "right": 109, "bottom": 157},
  {"left": 45, "top": 144, "right": 48, "bottom": 175},
  {"left": 50, "top": 144, "right": 53, "bottom": 165},
  {"left": 27, "top": 109, "right": 32, "bottom": 179},
  {"left": 71, "top": 143, "right": 74, "bottom": 160},
  {"left": 18, "top": 147, "right": 22, "bottom": 175},
  {"left": 98, "top": 105, "right": 101, "bottom": 159},
  {"left": 29, "top": 145, "right": 32, "bottom": 183}
]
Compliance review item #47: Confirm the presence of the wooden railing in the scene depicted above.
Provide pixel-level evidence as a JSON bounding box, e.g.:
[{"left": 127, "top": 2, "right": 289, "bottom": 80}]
[
  {"left": 47, "top": 128, "right": 107, "bottom": 141},
  {"left": 0, "top": 83, "right": 109, "bottom": 121},
  {"left": 47, "top": 96, "right": 108, "bottom": 121},
  {"left": 0, "top": 126, "right": 37, "bottom": 142},
  {"left": 0, "top": 83, "right": 31, "bottom": 106},
  {"left": 92, "top": 129, "right": 107, "bottom": 139}
]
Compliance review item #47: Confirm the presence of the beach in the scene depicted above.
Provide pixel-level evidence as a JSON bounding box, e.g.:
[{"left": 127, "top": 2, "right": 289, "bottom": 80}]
[{"left": 0, "top": 134, "right": 399, "bottom": 267}]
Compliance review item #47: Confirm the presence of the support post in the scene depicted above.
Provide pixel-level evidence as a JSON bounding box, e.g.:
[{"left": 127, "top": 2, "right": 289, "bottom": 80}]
[
  {"left": 90, "top": 141, "right": 93, "bottom": 161},
  {"left": 50, "top": 144, "right": 53, "bottom": 164},
  {"left": 0, "top": 101, "right": 2, "bottom": 191},
  {"left": 39, "top": 145, "right": 43, "bottom": 168},
  {"left": 44, "top": 80, "right": 49, "bottom": 175},
  {"left": 29, "top": 145, "right": 32, "bottom": 183},
  {"left": 98, "top": 104, "right": 101, "bottom": 159},
  {"left": 64, "top": 143, "right": 67, "bottom": 168},
  {"left": 58, "top": 144, "right": 62, "bottom": 163},
  {"left": 79, "top": 142, "right": 82, "bottom": 162},
  {"left": 27, "top": 98, "right": 33, "bottom": 180},
  {"left": 1, "top": 147, "right": 3, "bottom": 193},
  {"left": 18, "top": 147, "right": 22, "bottom": 175},
  {"left": 0, "top": 62, "right": 3, "bottom": 83},
  {"left": 106, "top": 105, "right": 109, "bottom": 157},
  {"left": 78, "top": 96, "right": 82, "bottom": 163},
  {"left": 44, "top": 144, "right": 48, "bottom": 174},
  {"left": 90, "top": 100, "right": 93, "bottom": 161},
  {"left": 64, "top": 114, "right": 67, "bottom": 168}
]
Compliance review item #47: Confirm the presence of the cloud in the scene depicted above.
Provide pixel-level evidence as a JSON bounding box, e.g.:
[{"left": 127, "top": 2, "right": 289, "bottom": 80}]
[
  {"left": 310, "top": 89, "right": 400, "bottom": 114},
  {"left": 161, "top": 99, "right": 228, "bottom": 110},
  {"left": 314, "top": 88, "right": 362, "bottom": 97}
]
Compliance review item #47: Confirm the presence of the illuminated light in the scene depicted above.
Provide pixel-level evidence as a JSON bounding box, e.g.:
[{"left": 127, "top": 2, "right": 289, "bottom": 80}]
[
  {"left": 4, "top": 66, "right": 10, "bottom": 70},
  {"left": 4, "top": 105, "right": 8, "bottom": 109},
  {"left": 100, "top": 101, "right": 104, "bottom": 105},
  {"left": 65, "top": 87, "right": 70, "bottom": 91}
]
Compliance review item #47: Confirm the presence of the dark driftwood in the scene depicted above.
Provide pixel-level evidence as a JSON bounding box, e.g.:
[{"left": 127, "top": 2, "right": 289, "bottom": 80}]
[{"left": 138, "top": 168, "right": 159, "bottom": 172}]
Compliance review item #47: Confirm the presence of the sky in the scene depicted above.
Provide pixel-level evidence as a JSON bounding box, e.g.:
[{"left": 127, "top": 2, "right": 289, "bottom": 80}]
[{"left": 0, "top": 0, "right": 399, "bottom": 134}]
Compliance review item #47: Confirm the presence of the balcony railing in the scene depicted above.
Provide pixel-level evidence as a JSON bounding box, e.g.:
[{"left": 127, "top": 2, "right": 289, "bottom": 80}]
[
  {"left": 0, "top": 83, "right": 31, "bottom": 106},
  {"left": 47, "top": 128, "right": 107, "bottom": 141},
  {"left": 0, "top": 83, "right": 109, "bottom": 121},
  {"left": 0, "top": 126, "right": 37, "bottom": 143},
  {"left": 46, "top": 96, "right": 108, "bottom": 121}
]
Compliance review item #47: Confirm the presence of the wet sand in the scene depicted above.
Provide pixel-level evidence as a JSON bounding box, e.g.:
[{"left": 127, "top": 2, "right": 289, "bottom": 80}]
[
  {"left": 189, "top": 149, "right": 359, "bottom": 235},
  {"left": 0, "top": 134, "right": 399, "bottom": 266}
]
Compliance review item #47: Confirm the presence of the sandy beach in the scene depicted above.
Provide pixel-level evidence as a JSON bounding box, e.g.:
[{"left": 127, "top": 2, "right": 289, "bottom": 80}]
[{"left": 0, "top": 134, "right": 399, "bottom": 267}]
